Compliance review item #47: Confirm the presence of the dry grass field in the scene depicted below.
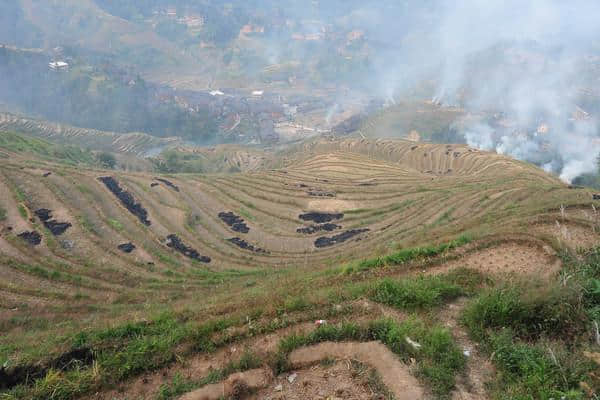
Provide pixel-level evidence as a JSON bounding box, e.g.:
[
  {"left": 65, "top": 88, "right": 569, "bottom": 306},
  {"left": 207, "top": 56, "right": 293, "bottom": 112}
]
[{"left": 1, "top": 136, "right": 599, "bottom": 399}]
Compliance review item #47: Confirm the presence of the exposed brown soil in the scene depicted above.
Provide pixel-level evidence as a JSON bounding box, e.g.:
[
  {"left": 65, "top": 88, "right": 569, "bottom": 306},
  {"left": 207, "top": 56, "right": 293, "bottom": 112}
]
[
  {"left": 251, "top": 361, "right": 383, "bottom": 400},
  {"left": 535, "top": 221, "right": 599, "bottom": 250},
  {"left": 429, "top": 242, "right": 560, "bottom": 279},
  {"left": 289, "top": 341, "right": 424, "bottom": 399},
  {"left": 180, "top": 369, "right": 272, "bottom": 400}
]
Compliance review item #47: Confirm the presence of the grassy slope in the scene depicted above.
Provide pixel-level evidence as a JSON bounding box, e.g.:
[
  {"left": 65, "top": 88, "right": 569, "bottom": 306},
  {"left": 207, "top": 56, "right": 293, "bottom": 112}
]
[{"left": 0, "top": 136, "right": 599, "bottom": 399}]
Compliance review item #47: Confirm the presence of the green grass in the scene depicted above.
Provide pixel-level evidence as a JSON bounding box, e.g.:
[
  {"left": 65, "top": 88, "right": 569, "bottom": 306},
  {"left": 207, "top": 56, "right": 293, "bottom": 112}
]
[
  {"left": 107, "top": 219, "right": 123, "bottom": 232},
  {"left": 370, "top": 275, "right": 464, "bottom": 310},
  {"left": 484, "top": 330, "right": 593, "bottom": 400},
  {"left": 462, "top": 281, "right": 587, "bottom": 341},
  {"left": 0, "top": 206, "right": 6, "bottom": 221},
  {"left": 0, "top": 131, "right": 95, "bottom": 165},
  {"left": 460, "top": 247, "right": 600, "bottom": 399},
  {"left": 238, "top": 207, "right": 255, "bottom": 221},
  {"left": 17, "top": 204, "right": 28, "bottom": 219},
  {"left": 344, "top": 234, "right": 473, "bottom": 273}
]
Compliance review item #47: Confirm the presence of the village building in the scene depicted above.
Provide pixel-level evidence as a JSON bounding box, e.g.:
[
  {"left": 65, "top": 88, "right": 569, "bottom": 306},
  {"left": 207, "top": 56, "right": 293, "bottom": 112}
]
[{"left": 48, "top": 61, "right": 69, "bottom": 70}]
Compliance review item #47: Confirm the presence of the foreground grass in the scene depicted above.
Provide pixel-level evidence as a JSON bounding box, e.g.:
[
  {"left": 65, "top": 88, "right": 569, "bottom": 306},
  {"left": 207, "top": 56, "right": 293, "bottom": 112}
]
[
  {"left": 462, "top": 248, "right": 600, "bottom": 399},
  {"left": 3, "top": 242, "right": 600, "bottom": 399}
]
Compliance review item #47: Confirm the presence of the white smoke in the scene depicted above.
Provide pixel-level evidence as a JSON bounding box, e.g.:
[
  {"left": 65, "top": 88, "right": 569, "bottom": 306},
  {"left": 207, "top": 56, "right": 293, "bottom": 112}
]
[{"left": 423, "top": 0, "right": 600, "bottom": 182}]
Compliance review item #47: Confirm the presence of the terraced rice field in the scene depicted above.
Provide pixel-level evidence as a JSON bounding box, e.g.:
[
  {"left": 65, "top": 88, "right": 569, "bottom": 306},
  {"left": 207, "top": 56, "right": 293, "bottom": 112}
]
[
  {"left": 0, "top": 113, "right": 181, "bottom": 156},
  {"left": 1, "top": 137, "right": 599, "bottom": 400},
  {"left": 0, "top": 138, "right": 596, "bottom": 316}
]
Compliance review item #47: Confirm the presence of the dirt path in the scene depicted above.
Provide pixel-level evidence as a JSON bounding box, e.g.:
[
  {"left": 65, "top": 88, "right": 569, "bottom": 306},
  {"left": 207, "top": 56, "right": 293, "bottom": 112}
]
[
  {"left": 289, "top": 341, "right": 424, "bottom": 400},
  {"left": 438, "top": 298, "right": 494, "bottom": 400}
]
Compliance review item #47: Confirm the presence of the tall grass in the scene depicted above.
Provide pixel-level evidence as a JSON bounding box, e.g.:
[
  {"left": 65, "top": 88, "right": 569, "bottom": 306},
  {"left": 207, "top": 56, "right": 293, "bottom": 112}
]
[{"left": 345, "top": 234, "right": 472, "bottom": 273}]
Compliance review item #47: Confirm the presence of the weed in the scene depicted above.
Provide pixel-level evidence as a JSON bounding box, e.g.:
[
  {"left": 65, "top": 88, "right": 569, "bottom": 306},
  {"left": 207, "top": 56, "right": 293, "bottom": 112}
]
[
  {"left": 462, "top": 281, "right": 587, "bottom": 341},
  {"left": 17, "top": 204, "right": 27, "bottom": 219},
  {"left": 107, "top": 219, "right": 123, "bottom": 232},
  {"left": 238, "top": 207, "right": 255, "bottom": 221},
  {"left": 0, "top": 206, "right": 6, "bottom": 221},
  {"left": 370, "top": 275, "right": 464, "bottom": 310},
  {"left": 345, "top": 234, "right": 472, "bottom": 273},
  {"left": 485, "top": 330, "right": 594, "bottom": 399}
]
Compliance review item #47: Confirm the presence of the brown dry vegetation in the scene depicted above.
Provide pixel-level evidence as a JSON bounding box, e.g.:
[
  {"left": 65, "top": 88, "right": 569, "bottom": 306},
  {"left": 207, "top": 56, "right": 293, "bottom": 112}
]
[{"left": 1, "top": 137, "right": 599, "bottom": 400}]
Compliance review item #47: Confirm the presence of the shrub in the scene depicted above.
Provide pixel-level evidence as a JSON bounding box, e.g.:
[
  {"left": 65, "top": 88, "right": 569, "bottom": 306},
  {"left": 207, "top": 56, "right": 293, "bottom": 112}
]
[
  {"left": 462, "top": 282, "right": 586, "bottom": 340},
  {"left": 371, "top": 276, "right": 463, "bottom": 310}
]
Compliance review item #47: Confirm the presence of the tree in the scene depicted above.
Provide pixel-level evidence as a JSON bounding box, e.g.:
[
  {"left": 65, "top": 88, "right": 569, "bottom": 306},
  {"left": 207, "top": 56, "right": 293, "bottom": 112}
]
[{"left": 97, "top": 152, "right": 117, "bottom": 169}]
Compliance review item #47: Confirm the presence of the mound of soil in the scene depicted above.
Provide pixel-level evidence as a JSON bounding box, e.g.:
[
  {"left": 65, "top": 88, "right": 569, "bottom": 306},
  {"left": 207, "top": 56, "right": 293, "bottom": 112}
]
[
  {"left": 315, "top": 228, "right": 370, "bottom": 248},
  {"left": 98, "top": 177, "right": 151, "bottom": 226},
  {"left": 166, "top": 234, "right": 211, "bottom": 263},
  {"left": 297, "top": 223, "right": 341, "bottom": 235},
  {"left": 154, "top": 178, "right": 180, "bottom": 192},
  {"left": 34, "top": 208, "right": 72, "bottom": 236},
  {"left": 299, "top": 212, "right": 344, "bottom": 223},
  {"left": 117, "top": 242, "right": 136, "bottom": 253},
  {"left": 17, "top": 231, "right": 41, "bottom": 245},
  {"left": 218, "top": 212, "right": 250, "bottom": 234},
  {"left": 227, "top": 237, "right": 269, "bottom": 254}
]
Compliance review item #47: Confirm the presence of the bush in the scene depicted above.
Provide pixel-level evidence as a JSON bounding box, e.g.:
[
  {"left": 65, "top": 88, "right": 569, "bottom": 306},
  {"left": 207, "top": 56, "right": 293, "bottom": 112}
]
[
  {"left": 371, "top": 276, "right": 463, "bottom": 310},
  {"left": 462, "top": 282, "right": 586, "bottom": 340},
  {"left": 96, "top": 152, "right": 116, "bottom": 169},
  {"left": 347, "top": 235, "right": 472, "bottom": 273},
  {"left": 486, "top": 331, "right": 593, "bottom": 399}
]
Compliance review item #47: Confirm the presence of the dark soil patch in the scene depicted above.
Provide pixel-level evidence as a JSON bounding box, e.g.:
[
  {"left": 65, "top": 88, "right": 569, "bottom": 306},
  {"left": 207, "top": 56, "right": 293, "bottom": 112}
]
[
  {"left": 98, "top": 177, "right": 151, "bottom": 226},
  {"left": 42, "top": 172, "right": 52, "bottom": 178},
  {"left": 299, "top": 212, "right": 344, "bottom": 223},
  {"left": 314, "top": 228, "right": 370, "bottom": 248},
  {"left": 166, "top": 234, "right": 211, "bottom": 263},
  {"left": 34, "top": 208, "right": 72, "bottom": 235},
  {"left": 17, "top": 231, "right": 41, "bottom": 245},
  {"left": 34, "top": 208, "right": 52, "bottom": 222},
  {"left": 218, "top": 212, "right": 250, "bottom": 234},
  {"left": 297, "top": 223, "right": 341, "bottom": 235},
  {"left": 227, "top": 237, "right": 269, "bottom": 254},
  {"left": 117, "top": 242, "right": 136, "bottom": 253},
  {"left": 154, "top": 178, "right": 180, "bottom": 192},
  {"left": 150, "top": 182, "right": 159, "bottom": 188},
  {"left": 593, "top": 194, "right": 600, "bottom": 200},
  {"left": 307, "top": 190, "right": 336, "bottom": 198},
  {"left": 0, "top": 347, "right": 93, "bottom": 390}
]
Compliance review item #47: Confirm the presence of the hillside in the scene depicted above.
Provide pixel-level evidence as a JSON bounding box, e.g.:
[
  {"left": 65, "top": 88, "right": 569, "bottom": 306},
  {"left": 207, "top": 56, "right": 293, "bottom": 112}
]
[{"left": 1, "top": 137, "right": 599, "bottom": 399}]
